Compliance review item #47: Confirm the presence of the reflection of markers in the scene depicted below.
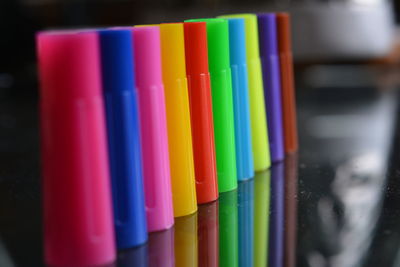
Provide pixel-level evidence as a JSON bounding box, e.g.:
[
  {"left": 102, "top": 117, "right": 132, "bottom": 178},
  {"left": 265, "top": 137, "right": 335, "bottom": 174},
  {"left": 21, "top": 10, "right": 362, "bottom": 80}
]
[
  {"left": 258, "top": 13, "right": 285, "bottom": 162},
  {"left": 219, "top": 14, "right": 271, "bottom": 172},
  {"left": 254, "top": 170, "right": 270, "bottom": 267},
  {"left": 160, "top": 23, "right": 197, "bottom": 217},
  {"left": 133, "top": 26, "right": 174, "bottom": 232},
  {"left": 198, "top": 201, "right": 219, "bottom": 267},
  {"left": 225, "top": 18, "right": 254, "bottom": 181},
  {"left": 219, "top": 190, "right": 239, "bottom": 267},
  {"left": 148, "top": 228, "right": 175, "bottom": 267},
  {"left": 99, "top": 29, "right": 147, "bottom": 249},
  {"left": 185, "top": 18, "right": 237, "bottom": 193},
  {"left": 175, "top": 213, "right": 198, "bottom": 267},
  {"left": 238, "top": 179, "right": 254, "bottom": 267},
  {"left": 117, "top": 244, "right": 148, "bottom": 267},
  {"left": 269, "top": 162, "right": 285, "bottom": 267},
  {"left": 184, "top": 21, "right": 219, "bottom": 204},
  {"left": 37, "top": 31, "right": 115, "bottom": 266},
  {"left": 284, "top": 154, "right": 298, "bottom": 267},
  {"left": 276, "top": 13, "right": 299, "bottom": 154}
]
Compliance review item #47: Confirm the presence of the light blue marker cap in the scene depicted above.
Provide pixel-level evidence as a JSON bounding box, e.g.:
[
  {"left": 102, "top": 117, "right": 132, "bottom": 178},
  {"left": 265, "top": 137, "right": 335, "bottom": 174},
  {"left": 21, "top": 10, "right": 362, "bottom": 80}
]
[{"left": 225, "top": 18, "right": 254, "bottom": 180}]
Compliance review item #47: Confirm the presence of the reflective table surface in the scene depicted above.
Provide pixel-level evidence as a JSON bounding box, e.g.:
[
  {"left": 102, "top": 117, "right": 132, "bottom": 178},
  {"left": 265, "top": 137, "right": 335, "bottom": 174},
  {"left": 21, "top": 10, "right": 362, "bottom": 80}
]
[
  {"left": 2, "top": 65, "right": 400, "bottom": 267},
  {"left": 117, "top": 157, "right": 297, "bottom": 267}
]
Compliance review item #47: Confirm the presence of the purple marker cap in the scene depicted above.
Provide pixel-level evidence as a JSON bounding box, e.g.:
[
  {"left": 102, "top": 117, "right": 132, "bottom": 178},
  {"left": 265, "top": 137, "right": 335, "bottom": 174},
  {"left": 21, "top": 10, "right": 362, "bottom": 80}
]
[
  {"left": 258, "top": 14, "right": 278, "bottom": 57},
  {"left": 257, "top": 13, "right": 285, "bottom": 162}
]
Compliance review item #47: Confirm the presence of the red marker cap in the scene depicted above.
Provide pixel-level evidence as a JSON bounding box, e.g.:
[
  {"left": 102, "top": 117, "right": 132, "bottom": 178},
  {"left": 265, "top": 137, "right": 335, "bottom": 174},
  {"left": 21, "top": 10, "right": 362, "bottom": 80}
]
[{"left": 184, "top": 22, "right": 218, "bottom": 204}]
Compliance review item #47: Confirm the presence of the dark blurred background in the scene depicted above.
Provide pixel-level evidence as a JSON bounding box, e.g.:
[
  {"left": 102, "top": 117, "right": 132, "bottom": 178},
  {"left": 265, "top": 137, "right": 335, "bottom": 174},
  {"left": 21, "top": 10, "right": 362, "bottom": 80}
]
[
  {"left": 2, "top": 0, "right": 400, "bottom": 93},
  {"left": 3, "top": 1, "right": 400, "bottom": 267}
]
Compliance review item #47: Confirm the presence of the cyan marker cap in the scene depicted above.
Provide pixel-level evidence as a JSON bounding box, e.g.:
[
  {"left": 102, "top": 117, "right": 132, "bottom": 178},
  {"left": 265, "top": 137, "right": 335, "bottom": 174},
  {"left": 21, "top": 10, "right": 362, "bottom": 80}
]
[
  {"left": 225, "top": 18, "right": 254, "bottom": 180},
  {"left": 219, "top": 14, "right": 271, "bottom": 172}
]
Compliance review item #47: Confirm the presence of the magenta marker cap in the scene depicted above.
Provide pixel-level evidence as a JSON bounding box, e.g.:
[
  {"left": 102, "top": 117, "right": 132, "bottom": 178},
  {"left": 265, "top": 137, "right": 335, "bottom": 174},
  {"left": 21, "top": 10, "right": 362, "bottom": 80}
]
[
  {"left": 37, "top": 30, "right": 116, "bottom": 266},
  {"left": 133, "top": 26, "right": 174, "bottom": 232}
]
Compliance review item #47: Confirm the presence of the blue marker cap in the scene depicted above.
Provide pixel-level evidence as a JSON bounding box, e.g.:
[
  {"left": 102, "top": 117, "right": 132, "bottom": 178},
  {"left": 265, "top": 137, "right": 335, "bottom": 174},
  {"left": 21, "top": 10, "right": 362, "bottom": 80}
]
[
  {"left": 225, "top": 18, "right": 254, "bottom": 180},
  {"left": 99, "top": 29, "right": 148, "bottom": 249}
]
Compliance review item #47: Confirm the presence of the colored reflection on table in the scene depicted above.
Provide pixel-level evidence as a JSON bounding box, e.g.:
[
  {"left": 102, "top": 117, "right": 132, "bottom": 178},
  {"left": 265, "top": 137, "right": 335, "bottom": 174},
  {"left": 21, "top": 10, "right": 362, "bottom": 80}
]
[
  {"left": 112, "top": 158, "right": 298, "bottom": 267},
  {"left": 117, "top": 243, "right": 148, "bottom": 267},
  {"left": 238, "top": 179, "right": 254, "bottom": 267},
  {"left": 269, "top": 162, "right": 285, "bottom": 267},
  {"left": 219, "top": 189, "right": 239, "bottom": 267},
  {"left": 254, "top": 170, "right": 270, "bottom": 267},
  {"left": 148, "top": 227, "right": 174, "bottom": 267},
  {"left": 198, "top": 201, "right": 219, "bottom": 267},
  {"left": 284, "top": 154, "right": 298, "bottom": 267},
  {"left": 175, "top": 213, "right": 198, "bottom": 267}
]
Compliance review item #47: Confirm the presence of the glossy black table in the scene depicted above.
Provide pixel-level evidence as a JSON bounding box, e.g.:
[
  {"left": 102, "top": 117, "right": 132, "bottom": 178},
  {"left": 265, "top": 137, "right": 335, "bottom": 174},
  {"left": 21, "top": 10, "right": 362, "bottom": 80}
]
[{"left": 1, "top": 75, "right": 400, "bottom": 267}]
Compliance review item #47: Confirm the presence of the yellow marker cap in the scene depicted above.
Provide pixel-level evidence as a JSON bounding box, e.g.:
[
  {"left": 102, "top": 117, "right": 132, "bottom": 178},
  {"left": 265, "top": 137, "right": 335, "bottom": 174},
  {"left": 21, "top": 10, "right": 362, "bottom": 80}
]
[{"left": 160, "top": 23, "right": 198, "bottom": 217}]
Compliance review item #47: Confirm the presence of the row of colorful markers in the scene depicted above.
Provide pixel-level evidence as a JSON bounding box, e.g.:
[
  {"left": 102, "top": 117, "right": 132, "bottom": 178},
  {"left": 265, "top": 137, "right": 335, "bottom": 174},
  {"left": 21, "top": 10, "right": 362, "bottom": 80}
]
[{"left": 37, "top": 13, "right": 298, "bottom": 266}]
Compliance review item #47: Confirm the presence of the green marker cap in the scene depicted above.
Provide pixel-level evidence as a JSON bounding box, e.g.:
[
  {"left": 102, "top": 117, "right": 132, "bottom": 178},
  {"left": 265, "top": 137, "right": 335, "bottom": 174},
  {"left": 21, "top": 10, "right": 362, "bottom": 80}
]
[{"left": 186, "top": 18, "right": 230, "bottom": 72}]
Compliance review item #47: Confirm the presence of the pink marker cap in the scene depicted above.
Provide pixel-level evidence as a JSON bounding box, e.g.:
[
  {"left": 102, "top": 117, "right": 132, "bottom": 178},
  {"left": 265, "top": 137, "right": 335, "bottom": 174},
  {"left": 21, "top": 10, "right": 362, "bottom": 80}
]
[
  {"left": 37, "top": 31, "right": 116, "bottom": 266},
  {"left": 133, "top": 26, "right": 174, "bottom": 232},
  {"left": 133, "top": 26, "right": 163, "bottom": 89}
]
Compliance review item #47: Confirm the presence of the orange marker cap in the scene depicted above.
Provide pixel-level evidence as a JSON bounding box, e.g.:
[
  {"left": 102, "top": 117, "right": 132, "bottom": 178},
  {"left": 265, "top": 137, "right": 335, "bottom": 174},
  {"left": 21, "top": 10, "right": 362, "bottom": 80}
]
[{"left": 276, "top": 13, "right": 298, "bottom": 153}]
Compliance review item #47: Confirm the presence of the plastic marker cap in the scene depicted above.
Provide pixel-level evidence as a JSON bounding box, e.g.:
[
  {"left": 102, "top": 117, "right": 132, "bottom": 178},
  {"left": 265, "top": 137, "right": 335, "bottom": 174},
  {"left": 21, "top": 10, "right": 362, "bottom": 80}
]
[
  {"left": 99, "top": 29, "right": 148, "bottom": 249},
  {"left": 225, "top": 17, "right": 254, "bottom": 180},
  {"left": 160, "top": 23, "right": 187, "bottom": 81},
  {"left": 184, "top": 21, "right": 218, "bottom": 204},
  {"left": 187, "top": 19, "right": 230, "bottom": 72},
  {"left": 133, "top": 26, "right": 163, "bottom": 89},
  {"left": 159, "top": 23, "right": 198, "bottom": 217},
  {"left": 257, "top": 13, "right": 285, "bottom": 162},
  {"left": 276, "top": 13, "right": 299, "bottom": 153},
  {"left": 277, "top": 14, "right": 291, "bottom": 53},
  {"left": 184, "top": 22, "right": 210, "bottom": 75},
  {"left": 258, "top": 14, "right": 278, "bottom": 57},
  {"left": 185, "top": 18, "right": 238, "bottom": 193},
  {"left": 219, "top": 14, "right": 259, "bottom": 59},
  {"left": 219, "top": 14, "right": 271, "bottom": 172},
  {"left": 132, "top": 26, "right": 174, "bottom": 232},
  {"left": 38, "top": 30, "right": 106, "bottom": 102},
  {"left": 37, "top": 31, "right": 116, "bottom": 266}
]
